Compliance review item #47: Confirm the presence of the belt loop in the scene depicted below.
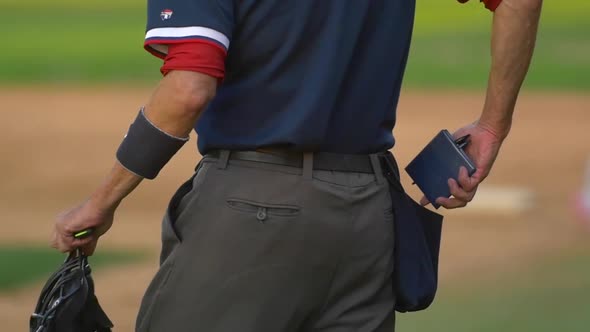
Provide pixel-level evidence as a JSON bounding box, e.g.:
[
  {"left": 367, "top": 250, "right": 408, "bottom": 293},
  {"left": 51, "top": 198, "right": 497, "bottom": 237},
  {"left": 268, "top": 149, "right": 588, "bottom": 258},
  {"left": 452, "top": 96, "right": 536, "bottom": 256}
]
[
  {"left": 217, "top": 150, "right": 230, "bottom": 170},
  {"left": 370, "top": 154, "right": 386, "bottom": 185},
  {"left": 303, "top": 152, "right": 314, "bottom": 180}
]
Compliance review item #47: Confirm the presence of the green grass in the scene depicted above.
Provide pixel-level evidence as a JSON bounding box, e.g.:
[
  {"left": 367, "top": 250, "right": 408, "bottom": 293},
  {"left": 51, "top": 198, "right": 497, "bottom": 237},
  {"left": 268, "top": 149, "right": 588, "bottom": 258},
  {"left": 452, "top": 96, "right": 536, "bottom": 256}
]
[
  {"left": 397, "top": 251, "right": 590, "bottom": 332},
  {"left": 404, "top": 0, "right": 590, "bottom": 90},
  {"left": 0, "top": 246, "right": 144, "bottom": 291},
  {"left": 2, "top": 8, "right": 161, "bottom": 84},
  {"left": 404, "top": 27, "right": 590, "bottom": 90},
  {"left": 3, "top": 0, "right": 589, "bottom": 89}
]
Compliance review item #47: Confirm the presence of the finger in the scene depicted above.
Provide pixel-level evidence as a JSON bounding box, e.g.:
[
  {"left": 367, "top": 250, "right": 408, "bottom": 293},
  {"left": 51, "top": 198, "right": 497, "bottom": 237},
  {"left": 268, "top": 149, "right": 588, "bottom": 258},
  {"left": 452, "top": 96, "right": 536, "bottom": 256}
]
[
  {"left": 50, "top": 231, "right": 58, "bottom": 249},
  {"left": 457, "top": 167, "right": 479, "bottom": 192},
  {"left": 56, "top": 234, "right": 93, "bottom": 253},
  {"left": 419, "top": 196, "right": 430, "bottom": 206},
  {"left": 448, "top": 178, "right": 476, "bottom": 203},
  {"left": 55, "top": 235, "right": 72, "bottom": 253},
  {"left": 71, "top": 236, "right": 93, "bottom": 251},
  {"left": 436, "top": 196, "right": 468, "bottom": 209}
]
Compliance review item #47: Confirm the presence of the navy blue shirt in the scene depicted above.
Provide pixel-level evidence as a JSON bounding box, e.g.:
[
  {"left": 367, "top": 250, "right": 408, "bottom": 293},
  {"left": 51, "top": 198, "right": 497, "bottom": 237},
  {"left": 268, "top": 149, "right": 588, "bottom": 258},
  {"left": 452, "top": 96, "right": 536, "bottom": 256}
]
[{"left": 145, "top": 0, "right": 415, "bottom": 154}]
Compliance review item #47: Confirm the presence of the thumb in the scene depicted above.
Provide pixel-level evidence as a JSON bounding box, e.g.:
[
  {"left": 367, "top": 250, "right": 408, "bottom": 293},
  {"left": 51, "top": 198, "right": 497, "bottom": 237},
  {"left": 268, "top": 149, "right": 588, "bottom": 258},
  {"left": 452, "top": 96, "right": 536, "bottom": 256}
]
[{"left": 471, "top": 166, "right": 489, "bottom": 185}]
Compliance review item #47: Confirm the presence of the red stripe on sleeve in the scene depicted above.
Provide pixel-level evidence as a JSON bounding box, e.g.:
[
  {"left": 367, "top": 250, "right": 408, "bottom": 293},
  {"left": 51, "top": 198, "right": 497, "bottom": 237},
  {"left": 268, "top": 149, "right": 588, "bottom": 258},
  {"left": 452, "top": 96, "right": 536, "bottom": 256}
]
[
  {"left": 482, "top": 0, "right": 503, "bottom": 11},
  {"left": 160, "top": 41, "right": 227, "bottom": 81},
  {"left": 456, "top": 0, "right": 503, "bottom": 11}
]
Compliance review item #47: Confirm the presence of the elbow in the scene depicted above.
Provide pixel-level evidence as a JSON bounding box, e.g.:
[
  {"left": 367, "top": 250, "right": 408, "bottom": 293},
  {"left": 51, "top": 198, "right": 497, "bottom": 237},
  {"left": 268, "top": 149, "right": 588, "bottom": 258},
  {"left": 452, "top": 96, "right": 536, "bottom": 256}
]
[
  {"left": 168, "top": 71, "right": 217, "bottom": 117},
  {"left": 183, "top": 80, "right": 217, "bottom": 113}
]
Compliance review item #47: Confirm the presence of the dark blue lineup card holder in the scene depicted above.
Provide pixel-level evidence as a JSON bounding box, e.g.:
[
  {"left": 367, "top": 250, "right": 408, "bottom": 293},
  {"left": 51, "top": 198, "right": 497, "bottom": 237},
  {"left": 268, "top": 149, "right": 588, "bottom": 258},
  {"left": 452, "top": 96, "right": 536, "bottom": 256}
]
[{"left": 405, "top": 130, "right": 476, "bottom": 209}]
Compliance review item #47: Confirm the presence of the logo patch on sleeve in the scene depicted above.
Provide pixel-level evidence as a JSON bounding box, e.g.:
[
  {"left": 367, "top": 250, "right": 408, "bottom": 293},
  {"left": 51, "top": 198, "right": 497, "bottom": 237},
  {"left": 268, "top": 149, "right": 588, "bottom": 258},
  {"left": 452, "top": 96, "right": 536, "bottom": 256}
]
[{"left": 160, "top": 9, "right": 173, "bottom": 21}]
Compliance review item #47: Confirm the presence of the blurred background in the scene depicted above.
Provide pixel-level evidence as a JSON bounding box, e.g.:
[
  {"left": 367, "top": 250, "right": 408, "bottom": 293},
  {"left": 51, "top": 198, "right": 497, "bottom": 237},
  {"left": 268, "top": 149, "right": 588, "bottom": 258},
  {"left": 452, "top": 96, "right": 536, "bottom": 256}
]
[{"left": 1, "top": 0, "right": 589, "bottom": 331}]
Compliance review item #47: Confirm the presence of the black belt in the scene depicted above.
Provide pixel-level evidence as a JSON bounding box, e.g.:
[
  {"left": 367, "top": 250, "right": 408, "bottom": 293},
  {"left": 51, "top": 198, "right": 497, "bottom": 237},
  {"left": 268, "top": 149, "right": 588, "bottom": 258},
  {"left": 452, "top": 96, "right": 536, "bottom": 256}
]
[{"left": 206, "top": 149, "right": 399, "bottom": 176}]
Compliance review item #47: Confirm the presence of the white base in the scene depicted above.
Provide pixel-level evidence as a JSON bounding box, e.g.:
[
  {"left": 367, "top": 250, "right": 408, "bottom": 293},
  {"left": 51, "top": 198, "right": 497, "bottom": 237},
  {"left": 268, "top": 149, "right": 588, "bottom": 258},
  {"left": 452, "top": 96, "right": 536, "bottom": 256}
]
[{"left": 451, "top": 185, "right": 535, "bottom": 214}]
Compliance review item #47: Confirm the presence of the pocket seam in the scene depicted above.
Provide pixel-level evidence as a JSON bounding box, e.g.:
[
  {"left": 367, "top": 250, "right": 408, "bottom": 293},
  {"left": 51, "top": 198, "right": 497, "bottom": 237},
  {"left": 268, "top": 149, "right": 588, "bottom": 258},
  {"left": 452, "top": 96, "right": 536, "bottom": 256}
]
[
  {"left": 312, "top": 174, "right": 378, "bottom": 188},
  {"left": 226, "top": 198, "right": 300, "bottom": 216}
]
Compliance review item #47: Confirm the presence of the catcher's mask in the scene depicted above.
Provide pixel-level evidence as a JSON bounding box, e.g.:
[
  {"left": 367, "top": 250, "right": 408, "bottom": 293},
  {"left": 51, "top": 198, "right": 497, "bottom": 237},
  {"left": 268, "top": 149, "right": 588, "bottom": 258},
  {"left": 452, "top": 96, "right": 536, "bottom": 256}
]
[{"left": 30, "top": 250, "right": 113, "bottom": 332}]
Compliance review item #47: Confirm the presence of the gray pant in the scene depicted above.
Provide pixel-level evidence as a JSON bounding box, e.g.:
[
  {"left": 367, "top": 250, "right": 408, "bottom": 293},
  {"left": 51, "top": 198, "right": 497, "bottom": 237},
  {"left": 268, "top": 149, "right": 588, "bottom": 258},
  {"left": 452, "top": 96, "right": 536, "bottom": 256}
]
[{"left": 136, "top": 152, "right": 395, "bottom": 332}]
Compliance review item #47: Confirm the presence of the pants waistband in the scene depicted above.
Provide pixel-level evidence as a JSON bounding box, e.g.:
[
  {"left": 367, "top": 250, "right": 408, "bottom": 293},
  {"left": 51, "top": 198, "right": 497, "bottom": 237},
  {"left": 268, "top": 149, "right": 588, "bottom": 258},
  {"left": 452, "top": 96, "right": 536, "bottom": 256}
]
[{"left": 204, "top": 149, "right": 400, "bottom": 184}]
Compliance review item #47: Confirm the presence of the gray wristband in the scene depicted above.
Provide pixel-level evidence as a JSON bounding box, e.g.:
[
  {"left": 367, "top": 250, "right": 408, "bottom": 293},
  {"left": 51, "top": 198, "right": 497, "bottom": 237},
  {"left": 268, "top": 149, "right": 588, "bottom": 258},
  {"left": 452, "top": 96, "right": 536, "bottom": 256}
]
[{"left": 116, "top": 108, "right": 189, "bottom": 179}]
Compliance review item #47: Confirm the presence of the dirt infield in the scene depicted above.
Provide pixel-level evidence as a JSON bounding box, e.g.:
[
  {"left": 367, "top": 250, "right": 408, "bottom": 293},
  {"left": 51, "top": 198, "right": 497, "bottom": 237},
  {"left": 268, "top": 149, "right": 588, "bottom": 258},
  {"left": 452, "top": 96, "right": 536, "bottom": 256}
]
[{"left": 0, "top": 87, "right": 588, "bottom": 330}]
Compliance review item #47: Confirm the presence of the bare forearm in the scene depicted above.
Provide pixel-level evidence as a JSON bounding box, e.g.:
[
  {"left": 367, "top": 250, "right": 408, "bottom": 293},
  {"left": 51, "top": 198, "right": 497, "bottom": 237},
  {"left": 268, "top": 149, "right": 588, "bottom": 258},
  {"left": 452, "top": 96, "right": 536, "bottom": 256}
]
[
  {"left": 89, "top": 71, "right": 217, "bottom": 209},
  {"left": 89, "top": 163, "right": 143, "bottom": 211},
  {"left": 479, "top": 0, "right": 543, "bottom": 138}
]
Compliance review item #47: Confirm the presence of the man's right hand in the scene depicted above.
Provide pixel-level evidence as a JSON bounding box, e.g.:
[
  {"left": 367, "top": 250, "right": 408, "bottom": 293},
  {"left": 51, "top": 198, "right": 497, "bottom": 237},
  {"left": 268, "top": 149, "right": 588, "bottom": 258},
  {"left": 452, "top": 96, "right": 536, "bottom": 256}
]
[
  {"left": 420, "top": 121, "right": 505, "bottom": 209},
  {"left": 51, "top": 199, "right": 115, "bottom": 256}
]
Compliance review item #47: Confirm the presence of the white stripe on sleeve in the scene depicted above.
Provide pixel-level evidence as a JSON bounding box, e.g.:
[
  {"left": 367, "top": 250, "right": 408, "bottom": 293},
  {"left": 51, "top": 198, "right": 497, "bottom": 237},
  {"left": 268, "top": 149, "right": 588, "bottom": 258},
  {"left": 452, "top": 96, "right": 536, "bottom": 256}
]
[{"left": 145, "top": 26, "right": 230, "bottom": 50}]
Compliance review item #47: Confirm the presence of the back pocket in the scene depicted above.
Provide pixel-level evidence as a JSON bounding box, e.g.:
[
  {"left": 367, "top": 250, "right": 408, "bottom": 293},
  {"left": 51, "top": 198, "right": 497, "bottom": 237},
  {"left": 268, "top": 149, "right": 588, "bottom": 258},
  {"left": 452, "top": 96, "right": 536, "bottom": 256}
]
[{"left": 226, "top": 198, "right": 300, "bottom": 223}]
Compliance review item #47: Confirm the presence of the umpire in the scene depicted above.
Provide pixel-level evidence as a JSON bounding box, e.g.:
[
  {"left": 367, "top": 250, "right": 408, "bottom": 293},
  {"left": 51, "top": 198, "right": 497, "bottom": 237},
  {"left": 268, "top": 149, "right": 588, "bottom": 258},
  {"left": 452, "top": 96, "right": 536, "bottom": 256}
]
[{"left": 52, "top": 0, "right": 543, "bottom": 331}]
